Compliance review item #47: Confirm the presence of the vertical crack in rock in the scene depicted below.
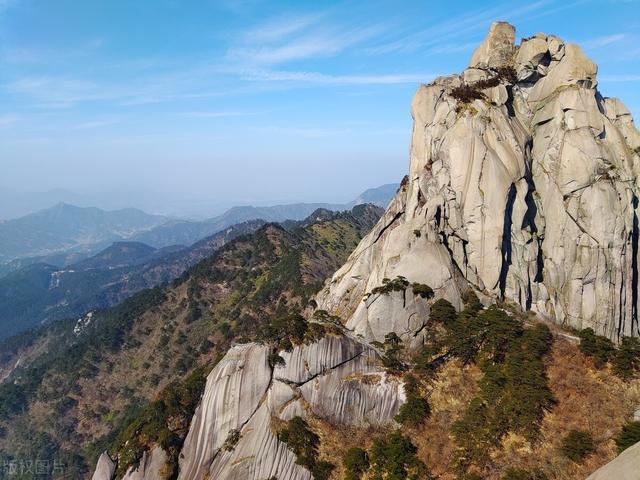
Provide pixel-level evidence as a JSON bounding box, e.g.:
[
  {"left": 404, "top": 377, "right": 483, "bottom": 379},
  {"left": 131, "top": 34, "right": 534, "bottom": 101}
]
[
  {"left": 498, "top": 183, "right": 517, "bottom": 298},
  {"left": 632, "top": 195, "right": 639, "bottom": 334},
  {"left": 434, "top": 205, "right": 442, "bottom": 229}
]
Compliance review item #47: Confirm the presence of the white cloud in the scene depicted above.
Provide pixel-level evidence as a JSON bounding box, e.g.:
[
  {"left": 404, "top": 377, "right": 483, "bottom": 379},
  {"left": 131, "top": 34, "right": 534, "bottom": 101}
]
[
  {"left": 73, "top": 120, "right": 116, "bottom": 129},
  {"left": 363, "top": 0, "right": 553, "bottom": 55},
  {"left": 179, "top": 111, "right": 259, "bottom": 118},
  {"left": 243, "top": 14, "right": 324, "bottom": 43},
  {"left": 229, "top": 23, "right": 383, "bottom": 65},
  {"left": 582, "top": 33, "right": 630, "bottom": 49},
  {"left": 241, "top": 69, "right": 435, "bottom": 86}
]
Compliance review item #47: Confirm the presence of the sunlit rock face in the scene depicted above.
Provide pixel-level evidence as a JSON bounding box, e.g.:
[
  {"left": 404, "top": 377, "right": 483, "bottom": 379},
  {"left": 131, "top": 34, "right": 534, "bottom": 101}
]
[
  {"left": 176, "top": 334, "right": 402, "bottom": 479},
  {"left": 121, "top": 447, "right": 168, "bottom": 480},
  {"left": 317, "top": 22, "right": 640, "bottom": 339},
  {"left": 586, "top": 440, "right": 640, "bottom": 480}
]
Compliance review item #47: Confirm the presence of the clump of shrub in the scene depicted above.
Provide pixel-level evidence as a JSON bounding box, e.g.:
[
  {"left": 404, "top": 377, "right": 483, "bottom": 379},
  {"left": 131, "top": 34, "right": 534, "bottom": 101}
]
[
  {"left": 378, "top": 332, "right": 407, "bottom": 374},
  {"left": 412, "top": 283, "right": 434, "bottom": 299},
  {"left": 615, "top": 421, "right": 640, "bottom": 453},
  {"left": 343, "top": 447, "right": 369, "bottom": 480},
  {"left": 369, "top": 430, "right": 428, "bottom": 479},
  {"left": 278, "top": 416, "right": 334, "bottom": 480},
  {"left": 502, "top": 468, "right": 548, "bottom": 480},
  {"left": 451, "top": 84, "right": 485, "bottom": 103},
  {"left": 451, "top": 66, "right": 518, "bottom": 106},
  {"left": 110, "top": 364, "right": 211, "bottom": 477},
  {"left": 365, "top": 276, "right": 410, "bottom": 300},
  {"left": 312, "top": 309, "right": 342, "bottom": 326},
  {"left": 429, "top": 298, "right": 457, "bottom": 326},
  {"left": 612, "top": 336, "right": 640, "bottom": 379},
  {"left": 560, "top": 430, "right": 595, "bottom": 462},
  {"left": 261, "top": 312, "right": 307, "bottom": 345},
  {"left": 578, "top": 328, "right": 614, "bottom": 368},
  {"left": 578, "top": 328, "right": 640, "bottom": 380},
  {"left": 450, "top": 308, "right": 554, "bottom": 469},
  {"left": 222, "top": 429, "right": 241, "bottom": 451},
  {"left": 395, "top": 375, "right": 430, "bottom": 427}
]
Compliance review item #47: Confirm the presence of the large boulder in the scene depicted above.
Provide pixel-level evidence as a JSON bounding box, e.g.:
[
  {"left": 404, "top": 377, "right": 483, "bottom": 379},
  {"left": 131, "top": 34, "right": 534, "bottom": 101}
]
[
  {"left": 176, "top": 335, "right": 403, "bottom": 480},
  {"left": 121, "top": 448, "right": 168, "bottom": 480},
  {"left": 586, "top": 441, "right": 640, "bottom": 480},
  {"left": 91, "top": 452, "right": 116, "bottom": 480}
]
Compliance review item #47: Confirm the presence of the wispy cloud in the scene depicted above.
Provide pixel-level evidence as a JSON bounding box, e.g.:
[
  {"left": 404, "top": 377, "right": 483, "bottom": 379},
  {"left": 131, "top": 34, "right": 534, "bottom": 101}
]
[
  {"left": 243, "top": 14, "right": 324, "bottom": 43},
  {"left": 73, "top": 120, "right": 116, "bottom": 129},
  {"left": 1, "top": 38, "right": 105, "bottom": 64},
  {"left": 253, "top": 125, "right": 350, "bottom": 138},
  {"left": 582, "top": 33, "right": 631, "bottom": 49},
  {"left": 241, "top": 69, "right": 436, "bottom": 85},
  {"left": 363, "top": 0, "right": 554, "bottom": 55},
  {"left": 229, "top": 24, "right": 383, "bottom": 65},
  {"left": 0, "top": 114, "right": 17, "bottom": 128},
  {"left": 0, "top": 0, "right": 15, "bottom": 13},
  {"left": 179, "top": 110, "right": 259, "bottom": 118},
  {"left": 5, "top": 76, "right": 111, "bottom": 106}
]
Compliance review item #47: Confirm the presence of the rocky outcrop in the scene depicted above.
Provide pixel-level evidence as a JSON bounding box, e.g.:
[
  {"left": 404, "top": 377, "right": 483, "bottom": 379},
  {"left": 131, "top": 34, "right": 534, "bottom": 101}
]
[
  {"left": 586, "top": 441, "right": 640, "bottom": 480},
  {"left": 317, "top": 22, "right": 640, "bottom": 340},
  {"left": 121, "top": 448, "right": 168, "bottom": 480},
  {"left": 177, "top": 334, "right": 402, "bottom": 479},
  {"left": 178, "top": 343, "right": 273, "bottom": 480},
  {"left": 91, "top": 452, "right": 116, "bottom": 480}
]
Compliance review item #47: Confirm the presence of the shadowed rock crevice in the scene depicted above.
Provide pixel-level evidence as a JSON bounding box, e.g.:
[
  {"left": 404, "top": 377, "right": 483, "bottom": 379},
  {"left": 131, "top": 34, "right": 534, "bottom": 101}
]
[
  {"left": 632, "top": 195, "right": 639, "bottom": 335},
  {"left": 373, "top": 210, "right": 405, "bottom": 244},
  {"left": 498, "top": 183, "right": 517, "bottom": 298}
]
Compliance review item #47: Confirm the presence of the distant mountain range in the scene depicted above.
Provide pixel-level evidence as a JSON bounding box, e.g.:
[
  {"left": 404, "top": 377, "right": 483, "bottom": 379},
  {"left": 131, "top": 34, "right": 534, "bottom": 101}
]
[
  {"left": 0, "top": 183, "right": 397, "bottom": 266},
  {"left": 0, "top": 203, "right": 168, "bottom": 262},
  {"left": 0, "top": 219, "right": 266, "bottom": 340}
]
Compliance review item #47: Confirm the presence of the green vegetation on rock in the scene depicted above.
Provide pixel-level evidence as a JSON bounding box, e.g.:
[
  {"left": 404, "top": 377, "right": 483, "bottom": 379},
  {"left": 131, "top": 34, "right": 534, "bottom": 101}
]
[{"left": 560, "top": 430, "right": 595, "bottom": 462}]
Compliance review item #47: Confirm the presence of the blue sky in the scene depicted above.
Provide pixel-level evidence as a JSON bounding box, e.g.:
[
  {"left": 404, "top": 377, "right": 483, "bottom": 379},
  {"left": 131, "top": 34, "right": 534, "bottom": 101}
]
[{"left": 1, "top": 0, "right": 639, "bottom": 217}]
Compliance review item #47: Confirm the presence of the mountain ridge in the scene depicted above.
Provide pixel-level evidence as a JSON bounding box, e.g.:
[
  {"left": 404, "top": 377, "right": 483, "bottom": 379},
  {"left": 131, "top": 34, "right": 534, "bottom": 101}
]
[{"left": 0, "top": 184, "right": 397, "bottom": 266}]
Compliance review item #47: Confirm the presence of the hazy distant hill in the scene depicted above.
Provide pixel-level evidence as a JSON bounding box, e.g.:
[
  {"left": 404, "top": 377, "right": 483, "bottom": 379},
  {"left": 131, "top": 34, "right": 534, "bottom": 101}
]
[
  {"left": 131, "top": 183, "right": 399, "bottom": 249},
  {"left": 0, "top": 220, "right": 265, "bottom": 340},
  {"left": 0, "top": 184, "right": 398, "bottom": 266},
  {"left": 345, "top": 183, "right": 397, "bottom": 208},
  {"left": 0, "top": 203, "right": 168, "bottom": 262}
]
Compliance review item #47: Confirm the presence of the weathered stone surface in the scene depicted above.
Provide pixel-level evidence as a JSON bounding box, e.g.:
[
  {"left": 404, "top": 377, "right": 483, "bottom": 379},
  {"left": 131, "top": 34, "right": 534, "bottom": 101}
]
[
  {"left": 469, "top": 21, "right": 515, "bottom": 68},
  {"left": 176, "top": 333, "right": 402, "bottom": 480},
  {"left": 178, "top": 343, "right": 272, "bottom": 480},
  {"left": 121, "top": 447, "right": 167, "bottom": 480},
  {"left": 586, "top": 441, "right": 640, "bottom": 480},
  {"left": 300, "top": 357, "right": 404, "bottom": 425},
  {"left": 317, "top": 22, "right": 640, "bottom": 340},
  {"left": 275, "top": 334, "right": 366, "bottom": 384},
  {"left": 91, "top": 452, "right": 116, "bottom": 480},
  {"left": 347, "top": 289, "right": 431, "bottom": 345}
]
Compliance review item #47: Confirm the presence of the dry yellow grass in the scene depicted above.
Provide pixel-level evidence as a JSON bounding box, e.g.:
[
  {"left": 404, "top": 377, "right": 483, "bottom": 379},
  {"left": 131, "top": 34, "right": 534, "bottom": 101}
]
[{"left": 306, "top": 335, "right": 640, "bottom": 480}]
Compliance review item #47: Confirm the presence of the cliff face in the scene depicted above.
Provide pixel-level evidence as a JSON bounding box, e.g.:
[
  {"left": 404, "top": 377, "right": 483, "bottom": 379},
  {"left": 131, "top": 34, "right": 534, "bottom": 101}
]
[
  {"left": 318, "top": 21, "right": 640, "bottom": 339},
  {"left": 177, "top": 336, "right": 403, "bottom": 480}
]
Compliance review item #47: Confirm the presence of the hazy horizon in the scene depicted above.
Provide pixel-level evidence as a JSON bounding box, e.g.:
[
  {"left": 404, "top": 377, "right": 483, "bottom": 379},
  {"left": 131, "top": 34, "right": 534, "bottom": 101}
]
[
  {"left": 0, "top": 180, "right": 399, "bottom": 220},
  {"left": 2, "top": 0, "right": 639, "bottom": 219}
]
